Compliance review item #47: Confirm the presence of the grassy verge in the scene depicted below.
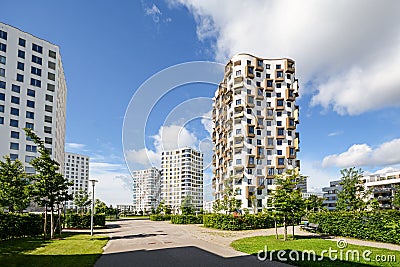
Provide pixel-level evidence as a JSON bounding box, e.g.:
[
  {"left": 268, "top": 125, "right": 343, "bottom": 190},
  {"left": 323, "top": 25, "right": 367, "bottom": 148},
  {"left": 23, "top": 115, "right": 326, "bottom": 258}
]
[
  {"left": 0, "top": 233, "right": 108, "bottom": 267},
  {"left": 231, "top": 235, "right": 400, "bottom": 267}
]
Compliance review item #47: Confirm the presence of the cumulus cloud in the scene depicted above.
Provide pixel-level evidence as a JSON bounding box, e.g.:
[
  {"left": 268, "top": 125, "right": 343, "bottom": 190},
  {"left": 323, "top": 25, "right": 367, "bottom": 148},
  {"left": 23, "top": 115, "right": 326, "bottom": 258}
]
[
  {"left": 168, "top": 0, "right": 400, "bottom": 115},
  {"left": 322, "top": 138, "right": 400, "bottom": 168}
]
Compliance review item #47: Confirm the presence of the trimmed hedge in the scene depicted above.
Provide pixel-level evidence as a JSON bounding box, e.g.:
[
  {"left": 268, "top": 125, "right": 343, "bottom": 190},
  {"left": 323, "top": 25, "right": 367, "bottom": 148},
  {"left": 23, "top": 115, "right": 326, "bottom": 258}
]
[
  {"left": 170, "top": 215, "right": 203, "bottom": 224},
  {"left": 308, "top": 210, "right": 400, "bottom": 244},
  {"left": 64, "top": 214, "right": 106, "bottom": 228},
  {"left": 0, "top": 213, "right": 43, "bottom": 240},
  {"left": 150, "top": 214, "right": 171, "bottom": 221},
  {"left": 203, "top": 213, "right": 278, "bottom": 230}
]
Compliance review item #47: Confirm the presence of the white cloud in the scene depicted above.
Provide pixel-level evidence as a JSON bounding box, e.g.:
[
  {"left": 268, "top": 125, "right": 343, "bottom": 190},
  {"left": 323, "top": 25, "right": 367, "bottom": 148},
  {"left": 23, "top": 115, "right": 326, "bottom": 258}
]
[
  {"left": 299, "top": 159, "right": 338, "bottom": 191},
  {"left": 65, "top": 143, "right": 86, "bottom": 151},
  {"left": 145, "top": 4, "right": 161, "bottom": 16},
  {"left": 201, "top": 110, "right": 213, "bottom": 136},
  {"left": 328, "top": 131, "right": 343, "bottom": 137},
  {"left": 322, "top": 138, "right": 400, "bottom": 168},
  {"left": 168, "top": 0, "right": 400, "bottom": 115}
]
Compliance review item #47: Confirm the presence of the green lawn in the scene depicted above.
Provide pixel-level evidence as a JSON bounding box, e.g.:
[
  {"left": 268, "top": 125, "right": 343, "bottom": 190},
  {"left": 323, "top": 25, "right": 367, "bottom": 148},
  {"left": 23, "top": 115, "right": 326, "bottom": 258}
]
[
  {"left": 0, "top": 233, "right": 108, "bottom": 267},
  {"left": 231, "top": 235, "right": 400, "bottom": 267}
]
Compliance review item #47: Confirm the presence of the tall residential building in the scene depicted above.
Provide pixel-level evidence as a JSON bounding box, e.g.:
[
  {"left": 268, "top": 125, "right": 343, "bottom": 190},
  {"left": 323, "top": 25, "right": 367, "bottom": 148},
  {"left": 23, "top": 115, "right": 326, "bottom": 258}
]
[
  {"left": 161, "top": 147, "right": 204, "bottom": 213},
  {"left": 64, "top": 152, "right": 90, "bottom": 210},
  {"left": 132, "top": 167, "right": 161, "bottom": 213},
  {"left": 364, "top": 172, "right": 400, "bottom": 209},
  {"left": 0, "top": 23, "right": 67, "bottom": 173},
  {"left": 212, "top": 53, "right": 300, "bottom": 213}
]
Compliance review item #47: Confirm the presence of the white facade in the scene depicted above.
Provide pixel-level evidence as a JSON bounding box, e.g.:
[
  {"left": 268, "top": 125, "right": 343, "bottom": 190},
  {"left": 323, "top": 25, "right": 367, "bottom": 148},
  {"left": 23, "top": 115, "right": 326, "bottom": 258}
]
[
  {"left": 364, "top": 171, "right": 400, "bottom": 209},
  {"left": 212, "top": 53, "right": 300, "bottom": 213},
  {"left": 0, "top": 23, "right": 67, "bottom": 173},
  {"left": 64, "top": 152, "right": 89, "bottom": 210},
  {"left": 322, "top": 180, "right": 341, "bottom": 211},
  {"left": 161, "top": 147, "right": 204, "bottom": 213},
  {"left": 132, "top": 167, "right": 161, "bottom": 212},
  {"left": 203, "top": 200, "right": 214, "bottom": 213},
  {"left": 117, "top": 204, "right": 135, "bottom": 213}
]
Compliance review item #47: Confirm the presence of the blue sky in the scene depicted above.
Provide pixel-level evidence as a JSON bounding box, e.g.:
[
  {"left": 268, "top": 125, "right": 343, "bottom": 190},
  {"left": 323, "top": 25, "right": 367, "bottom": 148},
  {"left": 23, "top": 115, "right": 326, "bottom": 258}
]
[{"left": 3, "top": 0, "right": 400, "bottom": 205}]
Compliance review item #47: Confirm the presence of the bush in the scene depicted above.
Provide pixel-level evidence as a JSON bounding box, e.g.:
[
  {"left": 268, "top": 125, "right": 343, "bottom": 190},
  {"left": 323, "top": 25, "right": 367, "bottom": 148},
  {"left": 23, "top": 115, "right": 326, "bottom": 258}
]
[
  {"left": 0, "top": 213, "right": 43, "bottom": 240},
  {"left": 170, "top": 215, "right": 203, "bottom": 224},
  {"left": 64, "top": 214, "right": 105, "bottom": 228},
  {"left": 203, "top": 213, "right": 278, "bottom": 230},
  {"left": 308, "top": 210, "right": 400, "bottom": 244},
  {"left": 149, "top": 214, "right": 171, "bottom": 221}
]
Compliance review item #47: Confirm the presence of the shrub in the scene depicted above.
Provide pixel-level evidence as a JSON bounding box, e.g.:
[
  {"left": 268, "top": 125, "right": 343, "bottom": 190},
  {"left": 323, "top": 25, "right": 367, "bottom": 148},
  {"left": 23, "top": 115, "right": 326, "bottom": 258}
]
[
  {"left": 170, "top": 215, "right": 203, "bottom": 224},
  {"left": 64, "top": 214, "right": 105, "bottom": 228},
  {"left": 149, "top": 214, "right": 171, "bottom": 221},
  {"left": 203, "top": 213, "right": 278, "bottom": 230},
  {"left": 0, "top": 213, "right": 43, "bottom": 240},
  {"left": 308, "top": 210, "right": 400, "bottom": 244}
]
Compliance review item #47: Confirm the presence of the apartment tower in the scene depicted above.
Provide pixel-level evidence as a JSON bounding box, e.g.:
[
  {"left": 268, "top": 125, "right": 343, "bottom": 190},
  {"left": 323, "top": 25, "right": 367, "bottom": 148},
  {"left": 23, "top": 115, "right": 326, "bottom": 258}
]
[
  {"left": 0, "top": 22, "right": 67, "bottom": 173},
  {"left": 161, "top": 147, "right": 204, "bottom": 213},
  {"left": 132, "top": 167, "right": 161, "bottom": 213},
  {"left": 212, "top": 53, "right": 300, "bottom": 213},
  {"left": 64, "top": 152, "right": 90, "bottom": 210}
]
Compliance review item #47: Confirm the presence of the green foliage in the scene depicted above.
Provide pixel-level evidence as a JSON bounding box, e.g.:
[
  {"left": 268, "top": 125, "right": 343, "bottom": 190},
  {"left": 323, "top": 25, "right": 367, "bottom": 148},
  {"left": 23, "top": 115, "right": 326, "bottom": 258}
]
[
  {"left": 170, "top": 215, "right": 203, "bottom": 224},
  {"left": 305, "top": 195, "right": 325, "bottom": 212},
  {"left": 0, "top": 156, "right": 31, "bottom": 212},
  {"left": 308, "top": 210, "right": 400, "bottom": 244},
  {"left": 73, "top": 188, "right": 91, "bottom": 214},
  {"left": 64, "top": 214, "right": 105, "bottom": 228},
  {"left": 0, "top": 213, "right": 43, "bottom": 240},
  {"left": 181, "top": 195, "right": 195, "bottom": 215},
  {"left": 393, "top": 185, "right": 400, "bottom": 210},
  {"left": 203, "top": 213, "right": 278, "bottom": 230},
  {"left": 149, "top": 214, "right": 171, "bottom": 221},
  {"left": 336, "top": 167, "right": 370, "bottom": 211}
]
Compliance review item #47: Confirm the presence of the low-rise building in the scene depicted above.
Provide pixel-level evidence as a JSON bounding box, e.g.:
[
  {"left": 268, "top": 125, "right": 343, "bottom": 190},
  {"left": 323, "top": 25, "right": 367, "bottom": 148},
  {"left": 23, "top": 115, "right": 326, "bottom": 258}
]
[{"left": 322, "top": 180, "right": 341, "bottom": 211}]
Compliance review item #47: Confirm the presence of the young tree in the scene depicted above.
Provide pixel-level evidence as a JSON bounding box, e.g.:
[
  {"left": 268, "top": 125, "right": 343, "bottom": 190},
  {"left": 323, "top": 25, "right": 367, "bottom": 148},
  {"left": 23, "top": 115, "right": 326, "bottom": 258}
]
[
  {"left": 270, "top": 170, "right": 306, "bottom": 241},
  {"left": 336, "top": 167, "right": 369, "bottom": 211},
  {"left": 24, "top": 128, "right": 72, "bottom": 239},
  {"left": 73, "top": 188, "right": 91, "bottom": 214},
  {"left": 305, "top": 194, "right": 325, "bottom": 212},
  {"left": 181, "top": 195, "right": 195, "bottom": 215},
  {"left": 0, "top": 156, "right": 31, "bottom": 212}
]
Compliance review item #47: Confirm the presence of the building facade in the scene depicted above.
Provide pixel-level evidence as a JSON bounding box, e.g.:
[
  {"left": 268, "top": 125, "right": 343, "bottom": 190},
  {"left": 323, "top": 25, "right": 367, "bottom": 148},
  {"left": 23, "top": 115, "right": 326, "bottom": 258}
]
[
  {"left": 132, "top": 167, "right": 161, "bottom": 213},
  {"left": 0, "top": 23, "right": 67, "bottom": 173},
  {"left": 322, "top": 180, "right": 341, "bottom": 211},
  {"left": 364, "top": 171, "right": 400, "bottom": 209},
  {"left": 161, "top": 147, "right": 204, "bottom": 213},
  {"left": 212, "top": 53, "right": 300, "bottom": 213},
  {"left": 64, "top": 152, "right": 89, "bottom": 210}
]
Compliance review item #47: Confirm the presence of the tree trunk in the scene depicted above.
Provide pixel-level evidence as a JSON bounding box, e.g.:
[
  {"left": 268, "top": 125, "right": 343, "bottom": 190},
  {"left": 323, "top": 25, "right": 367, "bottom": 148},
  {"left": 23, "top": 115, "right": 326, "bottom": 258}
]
[
  {"left": 283, "top": 215, "right": 287, "bottom": 241},
  {"left": 44, "top": 204, "right": 47, "bottom": 240},
  {"left": 292, "top": 218, "right": 295, "bottom": 240},
  {"left": 274, "top": 218, "right": 278, "bottom": 239},
  {"left": 58, "top": 204, "right": 62, "bottom": 238},
  {"left": 50, "top": 206, "right": 54, "bottom": 239}
]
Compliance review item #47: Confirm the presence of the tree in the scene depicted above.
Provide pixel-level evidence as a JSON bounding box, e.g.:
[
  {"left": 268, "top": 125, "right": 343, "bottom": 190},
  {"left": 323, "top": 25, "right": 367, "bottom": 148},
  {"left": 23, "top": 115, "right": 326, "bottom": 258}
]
[
  {"left": 336, "top": 167, "right": 369, "bottom": 211},
  {"left": 305, "top": 194, "right": 325, "bottom": 212},
  {"left": 24, "top": 128, "right": 72, "bottom": 239},
  {"left": 73, "top": 188, "right": 91, "bottom": 214},
  {"left": 0, "top": 156, "right": 31, "bottom": 212},
  {"left": 181, "top": 195, "right": 195, "bottom": 215},
  {"left": 95, "top": 199, "right": 108, "bottom": 214},
  {"left": 393, "top": 185, "right": 400, "bottom": 210},
  {"left": 270, "top": 169, "right": 306, "bottom": 241}
]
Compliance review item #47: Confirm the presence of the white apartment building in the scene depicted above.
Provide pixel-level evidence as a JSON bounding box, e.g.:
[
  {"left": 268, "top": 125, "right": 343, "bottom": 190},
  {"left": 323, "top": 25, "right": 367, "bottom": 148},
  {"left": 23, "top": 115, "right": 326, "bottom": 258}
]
[
  {"left": 364, "top": 171, "right": 400, "bottom": 209},
  {"left": 322, "top": 180, "right": 341, "bottom": 211},
  {"left": 132, "top": 167, "right": 161, "bottom": 213},
  {"left": 161, "top": 147, "right": 204, "bottom": 213},
  {"left": 0, "top": 22, "right": 67, "bottom": 173},
  {"left": 212, "top": 53, "right": 300, "bottom": 213},
  {"left": 117, "top": 204, "right": 135, "bottom": 213},
  {"left": 64, "top": 152, "right": 89, "bottom": 210}
]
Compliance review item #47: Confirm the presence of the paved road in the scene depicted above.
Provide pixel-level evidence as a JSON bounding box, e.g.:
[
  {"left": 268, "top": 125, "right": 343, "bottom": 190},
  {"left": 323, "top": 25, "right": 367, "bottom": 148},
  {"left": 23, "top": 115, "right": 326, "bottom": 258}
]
[{"left": 94, "top": 219, "right": 291, "bottom": 267}]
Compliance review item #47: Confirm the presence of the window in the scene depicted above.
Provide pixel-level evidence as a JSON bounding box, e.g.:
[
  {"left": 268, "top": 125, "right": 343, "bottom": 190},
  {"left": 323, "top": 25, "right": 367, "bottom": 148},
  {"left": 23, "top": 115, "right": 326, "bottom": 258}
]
[
  {"left": 276, "top": 83, "right": 281, "bottom": 88},
  {"left": 277, "top": 111, "right": 282, "bottom": 117},
  {"left": 18, "top": 50, "right": 25, "bottom": 59},
  {"left": 17, "top": 61, "right": 24, "bottom": 71},
  {"left": 25, "top": 122, "right": 34, "bottom": 130},
  {"left": 27, "top": 100, "right": 35, "bottom": 108},
  {"left": 256, "top": 72, "right": 261, "bottom": 77},
  {"left": 0, "top": 43, "right": 6, "bottom": 52},
  {"left": 277, "top": 128, "right": 284, "bottom": 136},
  {"left": 44, "top": 126, "right": 52, "bottom": 134},
  {"left": 0, "top": 55, "right": 5, "bottom": 64},
  {"left": 277, "top": 121, "right": 282, "bottom": 126},
  {"left": 277, "top": 71, "right": 283, "bottom": 78},
  {"left": 267, "top": 138, "right": 273, "bottom": 146},
  {"left": 276, "top": 64, "right": 281, "bottom": 69},
  {"left": 47, "top": 83, "right": 55, "bottom": 92},
  {"left": 27, "top": 89, "right": 35, "bottom": 97},
  {"left": 0, "top": 116, "right": 3, "bottom": 124},
  {"left": 45, "top": 94, "right": 53, "bottom": 102},
  {"left": 11, "top": 84, "right": 20, "bottom": 93},
  {"left": 256, "top": 100, "right": 261, "bottom": 106},
  {"left": 266, "top": 64, "right": 270, "bottom": 69},
  {"left": 247, "top": 139, "right": 252, "bottom": 144},
  {"left": 236, "top": 159, "right": 242, "bottom": 164},
  {"left": 11, "top": 96, "right": 20, "bottom": 104},
  {"left": 11, "top": 131, "right": 19, "bottom": 139},
  {"left": 31, "top": 66, "right": 42, "bottom": 76},
  {"left": 0, "top": 105, "right": 3, "bottom": 112},
  {"left": 32, "top": 43, "right": 43, "bottom": 53},
  {"left": 277, "top": 99, "right": 284, "bottom": 107},
  {"left": 16, "top": 74, "right": 24, "bottom": 82},
  {"left": 236, "top": 99, "right": 241, "bottom": 105},
  {"left": 30, "top": 78, "right": 41, "bottom": 87},
  {"left": 44, "top": 115, "right": 52, "bottom": 123},
  {"left": 10, "top": 107, "right": 19, "bottom": 116},
  {"left": 236, "top": 70, "right": 241, "bottom": 76},
  {"left": 246, "top": 79, "right": 251, "bottom": 85},
  {"left": 0, "top": 30, "right": 7, "bottom": 40},
  {"left": 9, "top": 154, "right": 18, "bottom": 161},
  {"left": 49, "top": 50, "right": 56, "bottom": 59},
  {"left": 246, "top": 108, "right": 251, "bottom": 114},
  {"left": 26, "top": 145, "right": 37, "bottom": 152},
  {"left": 278, "top": 158, "right": 285, "bottom": 166},
  {"left": 26, "top": 111, "right": 34, "bottom": 119},
  {"left": 257, "top": 118, "right": 263, "bottom": 126},
  {"left": 25, "top": 155, "right": 35, "bottom": 163},
  {"left": 257, "top": 139, "right": 262, "bottom": 145},
  {"left": 32, "top": 55, "right": 42, "bottom": 65},
  {"left": 48, "top": 72, "right": 55, "bottom": 81},
  {"left": 0, "top": 68, "right": 4, "bottom": 77},
  {"left": 45, "top": 137, "right": 52, "bottom": 144},
  {"left": 0, "top": 81, "right": 4, "bottom": 89},
  {"left": 247, "top": 118, "right": 252, "bottom": 123},
  {"left": 277, "top": 140, "right": 283, "bottom": 145},
  {"left": 267, "top": 80, "right": 273, "bottom": 87},
  {"left": 10, "top": 142, "right": 19, "bottom": 150},
  {"left": 235, "top": 129, "right": 241, "bottom": 134},
  {"left": 48, "top": 61, "right": 56, "bottom": 70},
  {"left": 19, "top": 38, "right": 26, "bottom": 47}
]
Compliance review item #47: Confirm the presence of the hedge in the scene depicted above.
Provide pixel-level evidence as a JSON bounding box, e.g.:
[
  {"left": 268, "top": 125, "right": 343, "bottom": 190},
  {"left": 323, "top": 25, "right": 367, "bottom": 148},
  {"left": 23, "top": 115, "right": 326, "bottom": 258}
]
[
  {"left": 0, "top": 213, "right": 43, "bottom": 240},
  {"left": 64, "top": 214, "right": 106, "bottom": 228},
  {"left": 170, "top": 215, "right": 203, "bottom": 224},
  {"left": 203, "top": 213, "right": 278, "bottom": 230},
  {"left": 308, "top": 210, "right": 400, "bottom": 244},
  {"left": 149, "top": 214, "right": 171, "bottom": 221}
]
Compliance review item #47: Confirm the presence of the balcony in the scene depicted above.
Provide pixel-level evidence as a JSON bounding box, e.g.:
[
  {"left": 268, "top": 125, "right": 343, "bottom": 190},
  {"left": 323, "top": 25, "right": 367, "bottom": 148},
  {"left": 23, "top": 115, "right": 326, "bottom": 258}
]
[
  {"left": 245, "top": 66, "right": 255, "bottom": 78},
  {"left": 263, "top": 78, "right": 274, "bottom": 91},
  {"left": 234, "top": 111, "right": 244, "bottom": 118},
  {"left": 286, "top": 117, "right": 296, "bottom": 130},
  {"left": 275, "top": 70, "right": 284, "bottom": 82},
  {"left": 285, "top": 59, "right": 295, "bottom": 73},
  {"left": 286, "top": 88, "right": 295, "bottom": 101},
  {"left": 225, "top": 62, "right": 233, "bottom": 75},
  {"left": 234, "top": 104, "right": 244, "bottom": 112},
  {"left": 294, "top": 107, "right": 299, "bottom": 123},
  {"left": 246, "top": 155, "right": 256, "bottom": 168},
  {"left": 233, "top": 141, "right": 244, "bottom": 148},
  {"left": 286, "top": 146, "right": 296, "bottom": 159},
  {"left": 275, "top": 98, "right": 285, "bottom": 111}
]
